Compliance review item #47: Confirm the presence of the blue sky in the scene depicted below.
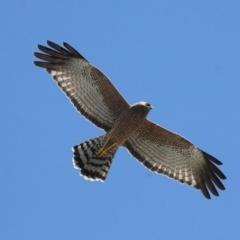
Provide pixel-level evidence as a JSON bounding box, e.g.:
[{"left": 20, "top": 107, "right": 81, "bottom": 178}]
[{"left": 1, "top": 1, "right": 240, "bottom": 239}]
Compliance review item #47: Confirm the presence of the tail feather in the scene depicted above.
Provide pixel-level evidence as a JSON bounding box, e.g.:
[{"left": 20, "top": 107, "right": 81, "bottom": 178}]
[{"left": 72, "top": 135, "right": 118, "bottom": 181}]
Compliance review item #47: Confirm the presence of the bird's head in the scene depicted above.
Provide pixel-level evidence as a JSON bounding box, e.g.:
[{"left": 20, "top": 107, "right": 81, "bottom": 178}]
[
  {"left": 130, "top": 101, "right": 153, "bottom": 117},
  {"left": 139, "top": 101, "right": 153, "bottom": 109}
]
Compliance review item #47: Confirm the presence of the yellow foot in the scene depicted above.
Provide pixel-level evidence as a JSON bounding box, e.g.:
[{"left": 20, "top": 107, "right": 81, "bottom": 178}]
[{"left": 97, "top": 142, "right": 117, "bottom": 157}]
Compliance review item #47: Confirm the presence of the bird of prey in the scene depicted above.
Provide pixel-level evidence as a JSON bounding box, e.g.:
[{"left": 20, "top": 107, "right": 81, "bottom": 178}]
[{"left": 34, "top": 41, "right": 226, "bottom": 199}]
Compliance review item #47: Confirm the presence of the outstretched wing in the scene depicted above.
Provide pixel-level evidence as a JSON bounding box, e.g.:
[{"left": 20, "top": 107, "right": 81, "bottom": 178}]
[
  {"left": 34, "top": 41, "right": 129, "bottom": 131},
  {"left": 124, "top": 120, "right": 226, "bottom": 199}
]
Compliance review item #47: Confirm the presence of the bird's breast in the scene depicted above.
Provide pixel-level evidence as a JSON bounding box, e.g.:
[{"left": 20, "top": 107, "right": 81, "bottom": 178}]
[{"left": 107, "top": 110, "right": 146, "bottom": 146}]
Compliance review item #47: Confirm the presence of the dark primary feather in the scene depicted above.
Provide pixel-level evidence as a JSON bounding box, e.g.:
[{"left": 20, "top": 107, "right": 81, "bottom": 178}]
[
  {"left": 34, "top": 41, "right": 129, "bottom": 131},
  {"left": 124, "top": 120, "right": 226, "bottom": 199}
]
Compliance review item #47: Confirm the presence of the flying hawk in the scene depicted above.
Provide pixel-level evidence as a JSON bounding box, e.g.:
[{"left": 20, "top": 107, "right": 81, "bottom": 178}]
[{"left": 34, "top": 41, "right": 226, "bottom": 199}]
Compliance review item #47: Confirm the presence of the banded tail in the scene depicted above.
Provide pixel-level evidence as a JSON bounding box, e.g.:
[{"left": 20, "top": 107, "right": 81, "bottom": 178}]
[{"left": 72, "top": 135, "right": 118, "bottom": 181}]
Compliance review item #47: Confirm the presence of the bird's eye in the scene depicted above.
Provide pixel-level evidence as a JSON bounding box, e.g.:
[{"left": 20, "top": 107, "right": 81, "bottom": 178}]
[{"left": 146, "top": 103, "right": 150, "bottom": 106}]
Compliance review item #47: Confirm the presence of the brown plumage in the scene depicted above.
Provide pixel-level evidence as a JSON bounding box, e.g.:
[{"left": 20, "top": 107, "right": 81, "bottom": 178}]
[{"left": 34, "top": 41, "right": 226, "bottom": 199}]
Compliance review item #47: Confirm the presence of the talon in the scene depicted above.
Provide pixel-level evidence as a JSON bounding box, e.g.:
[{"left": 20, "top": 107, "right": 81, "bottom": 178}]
[{"left": 97, "top": 143, "right": 117, "bottom": 157}]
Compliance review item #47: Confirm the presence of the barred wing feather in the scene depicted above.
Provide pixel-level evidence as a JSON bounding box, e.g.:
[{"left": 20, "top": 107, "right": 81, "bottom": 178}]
[
  {"left": 34, "top": 41, "right": 129, "bottom": 131},
  {"left": 124, "top": 120, "right": 226, "bottom": 199}
]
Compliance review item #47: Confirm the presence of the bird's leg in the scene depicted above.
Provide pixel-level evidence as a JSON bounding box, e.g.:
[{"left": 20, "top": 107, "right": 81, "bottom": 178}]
[{"left": 96, "top": 139, "right": 117, "bottom": 157}]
